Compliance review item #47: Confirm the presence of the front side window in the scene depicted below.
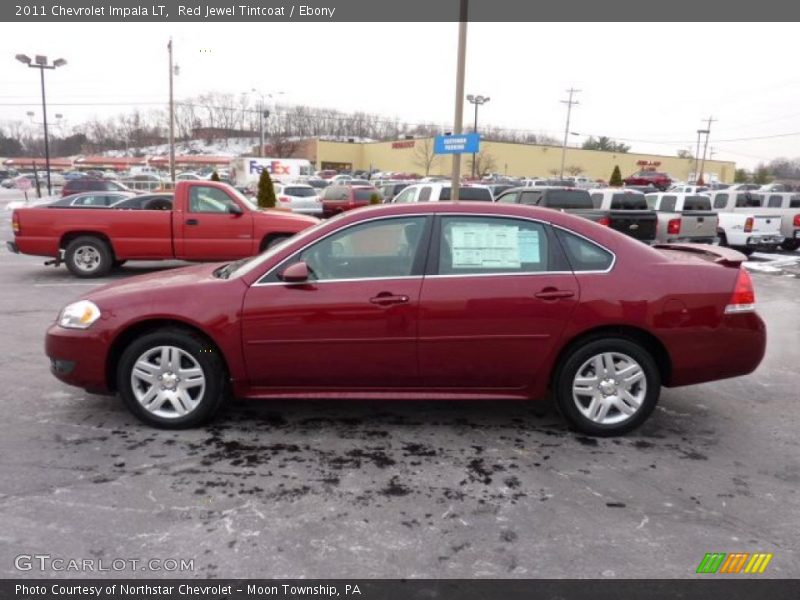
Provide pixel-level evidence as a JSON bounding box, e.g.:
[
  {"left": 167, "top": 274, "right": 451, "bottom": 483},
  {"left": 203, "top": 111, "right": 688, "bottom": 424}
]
[
  {"left": 392, "top": 187, "right": 417, "bottom": 204},
  {"left": 437, "top": 216, "right": 549, "bottom": 275},
  {"left": 496, "top": 191, "right": 519, "bottom": 204},
  {"left": 189, "top": 186, "right": 238, "bottom": 213},
  {"left": 556, "top": 229, "right": 614, "bottom": 272},
  {"left": 519, "top": 191, "right": 541, "bottom": 205},
  {"left": 293, "top": 216, "right": 428, "bottom": 281}
]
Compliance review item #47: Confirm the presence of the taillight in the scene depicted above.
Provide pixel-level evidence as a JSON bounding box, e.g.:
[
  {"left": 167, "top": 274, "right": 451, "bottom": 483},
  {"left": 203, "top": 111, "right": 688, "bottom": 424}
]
[
  {"left": 725, "top": 268, "right": 756, "bottom": 314},
  {"left": 12, "top": 211, "right": 20, "bottom": 234},
  {"left": 279, "top": 196, "right": 290, "bottom": 203},
  {"left": 667, "top": 218, "right": 681, "bottom": 235},
  {"left": 793, "top": 214, "right": 800, "bottom": 227},
  {"left": 744, "top": 217, "right": 754, "bottom": 232},
  {"left": 597, "top": 217, "right": 610, "bottom": 226}
]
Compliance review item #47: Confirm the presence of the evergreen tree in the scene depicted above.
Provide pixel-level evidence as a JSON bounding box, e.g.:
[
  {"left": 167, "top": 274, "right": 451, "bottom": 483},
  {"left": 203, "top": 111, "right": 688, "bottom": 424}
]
[
  {"left": 210, "top": 171, "right": 221, "bottom": 182},
  {"left": 609, "top": 165, "right": 623, "bottom": 187},
  {"left": 256, "top": 168, "right": 277, "bottom": 209}
]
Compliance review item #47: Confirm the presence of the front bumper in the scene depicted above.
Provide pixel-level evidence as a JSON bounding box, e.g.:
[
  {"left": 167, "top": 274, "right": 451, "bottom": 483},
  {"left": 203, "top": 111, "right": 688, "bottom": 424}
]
[{"left": 45, "top": 324, "right": 111, "bottom": 393}]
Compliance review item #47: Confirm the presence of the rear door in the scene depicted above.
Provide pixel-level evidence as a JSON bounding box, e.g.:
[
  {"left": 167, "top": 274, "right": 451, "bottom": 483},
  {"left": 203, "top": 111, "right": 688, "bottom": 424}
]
[
  {"left": 179, "top": 184, "right": 254, "bottom": 259},
  {"left": 417, "top": 214, "right": 579, "bottom": 389}
]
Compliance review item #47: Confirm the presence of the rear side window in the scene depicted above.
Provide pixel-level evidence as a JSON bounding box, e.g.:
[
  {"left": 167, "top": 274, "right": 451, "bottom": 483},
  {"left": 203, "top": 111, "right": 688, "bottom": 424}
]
[
  {"left": 556, "top": 229, "right": 614, "bottom": 272},
  {"left": 542, "top": 190, "right": 592, "bottom": 209},
  {"left": 683, "top": 195, "right": 711, "bottom": 211},
  {"left": 790, "top": 197, "right": 800, "bottom": 208},
  {"left": 590, "top": 193, "right": 603, "bottom": 208},
  {"left": 736, "top": 193, "right": 761, "bottom": 208},
  {"left": 659, "top": 195, "right": 677, "bottom": 212},
  {"left": 418, "top": 186, "right": 432, "bottom": 202},
  {"left": 610, "top": 193, "right": 647, "bottom": 209},
  {"left": 519, "top": 191, "right": 541, "bottom": 205},
  {"left": 713, "top": 193, "right": 729, "bottom": 209},
  {"left": 768, "top": 195, "right": 782, "bottom": 208},
  {"left": 439, "top": 187, "right": 493, "bottom": 201}
]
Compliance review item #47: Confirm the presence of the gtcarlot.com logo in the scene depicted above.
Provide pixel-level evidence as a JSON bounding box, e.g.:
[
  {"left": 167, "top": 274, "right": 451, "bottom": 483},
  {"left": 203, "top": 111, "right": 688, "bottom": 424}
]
[{"left": 696, "top": 552, "right": 773, "bottom": 574}]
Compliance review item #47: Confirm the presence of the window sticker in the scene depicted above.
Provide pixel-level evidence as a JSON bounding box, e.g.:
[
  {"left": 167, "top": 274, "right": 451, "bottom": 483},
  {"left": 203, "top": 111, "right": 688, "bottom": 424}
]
[
  {"left": 518, "top": 229, "right": 540, "bottom": 263},
  {"left": 450, "top": 223, "right": 521, "bottom": 269}
]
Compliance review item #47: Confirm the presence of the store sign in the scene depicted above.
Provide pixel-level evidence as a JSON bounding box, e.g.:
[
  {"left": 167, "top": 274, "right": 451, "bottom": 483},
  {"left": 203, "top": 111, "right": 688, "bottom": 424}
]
[
  {"left": 392, "top": 140, "right": 415, "bottom": 149},
  {"left": 434, "top": 133, "right": 480, "bottom": 155},
  {"left": 636, "top": 160, "right": 662, "bottom": 166}
]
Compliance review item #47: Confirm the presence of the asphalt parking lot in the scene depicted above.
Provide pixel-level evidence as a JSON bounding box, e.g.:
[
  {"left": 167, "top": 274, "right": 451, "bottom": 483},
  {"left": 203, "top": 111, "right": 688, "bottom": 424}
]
[{"left": 0, "top": 190, "right": 798, "bottom": 579}]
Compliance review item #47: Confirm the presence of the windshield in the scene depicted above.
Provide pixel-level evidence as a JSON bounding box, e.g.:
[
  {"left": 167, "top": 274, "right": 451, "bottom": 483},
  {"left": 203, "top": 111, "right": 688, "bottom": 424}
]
[{"left": 284, "top": 187, "right": 317, "bottom": 197}]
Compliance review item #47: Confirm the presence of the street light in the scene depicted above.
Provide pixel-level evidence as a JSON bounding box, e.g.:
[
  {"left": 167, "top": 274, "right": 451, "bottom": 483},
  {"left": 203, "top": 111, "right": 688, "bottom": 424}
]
[
  {"left": 251, "top": 89, "right": 284, "bottom": 157},
  {"left": 16, "top": 52, "right": 67, "bottom": 195},
  {"left": 466, "top": 94, "right": 490, "bottom": 178}
]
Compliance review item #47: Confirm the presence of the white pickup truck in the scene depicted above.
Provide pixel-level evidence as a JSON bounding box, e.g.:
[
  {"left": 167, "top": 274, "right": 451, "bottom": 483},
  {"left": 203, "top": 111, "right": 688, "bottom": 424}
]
[
  {"left": 749, "top": 192, "right": 800, "bottom": 251},
  {"left": 704, "top": 190, "right": 785, "bottom": 254},
  {"left": 644, "top": 193, "right": 719, "bottom": 244}
]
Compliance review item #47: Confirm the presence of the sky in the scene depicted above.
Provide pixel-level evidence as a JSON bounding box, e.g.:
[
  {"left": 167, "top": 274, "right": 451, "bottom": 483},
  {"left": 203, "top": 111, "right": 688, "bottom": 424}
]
[{"left": 2, "top": 21, "right": 800, "bottom": 168}]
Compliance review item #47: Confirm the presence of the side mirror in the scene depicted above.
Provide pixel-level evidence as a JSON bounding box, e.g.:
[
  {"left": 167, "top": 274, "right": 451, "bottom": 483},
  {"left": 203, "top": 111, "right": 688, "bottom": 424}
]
[
  {"left": 228, "top": 203, "right": 243, "bottom": 215},
  {"left": 280, "top": 261, "right": 310, "bottom": 283}
]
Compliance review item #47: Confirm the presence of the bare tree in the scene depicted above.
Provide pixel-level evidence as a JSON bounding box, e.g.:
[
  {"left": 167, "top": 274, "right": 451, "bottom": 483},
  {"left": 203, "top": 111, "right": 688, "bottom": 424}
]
[
  {"left": 411, "top": 138, "right": 440, "bottom": 176},
  {"left": 468, "top": 149, "right": 498, "bottom": 178},
  {"left": 566, "top": 165, "right": 584, "bottom": 176},
  {"left": 269, "top": 135, "right": 300, "bottom": 158}
]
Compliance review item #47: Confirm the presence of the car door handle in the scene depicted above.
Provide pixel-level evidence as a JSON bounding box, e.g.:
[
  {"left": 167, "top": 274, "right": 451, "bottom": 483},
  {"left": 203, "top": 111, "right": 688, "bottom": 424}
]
[
  {"left": 534, "top": 288, "right": 575, "bottom": 301},
  {"left": 186, "top": 219, "right": 199, "bottom": 226},
  {"left": 369, "top": 293, "right": 410, "bottom": 306}
]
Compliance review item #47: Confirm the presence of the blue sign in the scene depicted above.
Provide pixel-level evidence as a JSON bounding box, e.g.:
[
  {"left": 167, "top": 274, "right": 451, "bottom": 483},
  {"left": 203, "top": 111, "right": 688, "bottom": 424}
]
[{"left": 434, "top": 133, "right": 480, "bottom": 155}]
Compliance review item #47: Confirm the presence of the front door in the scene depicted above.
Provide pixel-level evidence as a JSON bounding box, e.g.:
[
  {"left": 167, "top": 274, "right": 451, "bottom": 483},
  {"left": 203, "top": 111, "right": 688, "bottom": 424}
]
[
  {"left": 180, "top": 185, "right": 254, "bottom": 259},
  {"left": 241, "top": 215, "right": 431, "bottom": 388},
  {"left": 418, "top": 215, "right": 580, "bottom": 389}
]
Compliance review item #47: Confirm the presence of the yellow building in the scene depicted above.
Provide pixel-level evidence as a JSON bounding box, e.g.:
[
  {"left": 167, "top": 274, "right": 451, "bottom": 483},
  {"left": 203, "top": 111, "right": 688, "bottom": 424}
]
[{"left": 302, "top": 138, "right": 734, "bottom": 183}]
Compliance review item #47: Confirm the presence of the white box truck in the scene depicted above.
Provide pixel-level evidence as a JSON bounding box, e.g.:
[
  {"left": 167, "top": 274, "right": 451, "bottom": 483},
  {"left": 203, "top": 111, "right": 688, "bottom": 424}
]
[{"left": 230, "top": 157, "right": 313, "bottom": 186}]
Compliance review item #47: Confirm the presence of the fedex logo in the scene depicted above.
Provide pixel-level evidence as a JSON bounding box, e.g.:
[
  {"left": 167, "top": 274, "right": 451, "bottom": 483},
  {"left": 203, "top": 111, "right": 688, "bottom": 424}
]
[{"left": 249, "top": 160, "right": 291, "bottom": 176}]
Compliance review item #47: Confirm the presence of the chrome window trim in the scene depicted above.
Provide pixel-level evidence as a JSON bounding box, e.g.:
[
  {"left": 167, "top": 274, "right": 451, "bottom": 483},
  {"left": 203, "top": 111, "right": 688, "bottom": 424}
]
[{"left": 250, "top": 211, "right": 616, "bottom": 287}]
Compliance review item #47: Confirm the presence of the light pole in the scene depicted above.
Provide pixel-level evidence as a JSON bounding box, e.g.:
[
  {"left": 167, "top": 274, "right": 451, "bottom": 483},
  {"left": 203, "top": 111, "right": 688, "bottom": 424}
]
[
  {"left": 16, "top": 53, "right": 67, "bottom": 195},
  {"left": 251, "top": 90, "right": 284, "bottom": 157},
  {"left": 693, "top": 129, "right": 705, "bottom": 183},
  {"left": 466, "top": 94, "right": 490, "bottom": 178},
  {"left": 450, "top": 0, "right": 468, "bottom": 201},
  {"left": 167, "top": 39, "right": 180, "bottom": 183},
  {"left": 559, "top": 88, "right": 580, "bottom": 179}
]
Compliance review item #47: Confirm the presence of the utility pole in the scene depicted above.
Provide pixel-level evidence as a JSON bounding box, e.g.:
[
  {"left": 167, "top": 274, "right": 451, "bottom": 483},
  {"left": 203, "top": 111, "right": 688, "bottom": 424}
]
[
  {"left": 168, "top": 38, "right": 176, "bottom": 183},
  {"left": 693, "top": 130, "right": 703, "bottom": 183},
  {"left": 559, "top": 88, "right": 580, "bottom": 179},
  {"left": 698, "top": 116, "right": 716, "bottom": 185},
  {"left": 450, "top": 0, "right": 468, "bottom": 201}
]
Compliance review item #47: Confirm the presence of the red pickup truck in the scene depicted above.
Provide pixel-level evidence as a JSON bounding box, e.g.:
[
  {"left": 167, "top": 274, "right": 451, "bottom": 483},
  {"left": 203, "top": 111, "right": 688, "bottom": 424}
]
[{"left": 8, "top": 181, "right": 318, "bottom": 278}]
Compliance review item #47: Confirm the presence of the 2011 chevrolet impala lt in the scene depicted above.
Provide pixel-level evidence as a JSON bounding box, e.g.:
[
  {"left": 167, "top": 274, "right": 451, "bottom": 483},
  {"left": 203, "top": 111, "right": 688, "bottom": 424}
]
[{"left": 45, "top": 202, "right": 766, "bottom": 436}]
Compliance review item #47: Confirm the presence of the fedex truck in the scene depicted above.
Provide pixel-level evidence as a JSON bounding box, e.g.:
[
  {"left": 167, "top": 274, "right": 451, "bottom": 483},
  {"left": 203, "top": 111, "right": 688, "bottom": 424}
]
[{"left": 230, "top": 157, "right": 313, "bottom": 186}]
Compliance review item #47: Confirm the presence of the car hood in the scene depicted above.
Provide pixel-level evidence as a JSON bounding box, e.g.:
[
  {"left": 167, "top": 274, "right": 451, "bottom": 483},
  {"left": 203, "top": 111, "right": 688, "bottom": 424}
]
[{"left": 85, "top": 262, "right": 230, "bottom": 305}]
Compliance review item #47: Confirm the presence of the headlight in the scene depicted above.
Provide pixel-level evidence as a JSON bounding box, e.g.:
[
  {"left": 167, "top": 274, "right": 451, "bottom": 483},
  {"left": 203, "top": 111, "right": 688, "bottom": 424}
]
[{"left": 59, "top": 300, "right": 101, "bottom": 329}]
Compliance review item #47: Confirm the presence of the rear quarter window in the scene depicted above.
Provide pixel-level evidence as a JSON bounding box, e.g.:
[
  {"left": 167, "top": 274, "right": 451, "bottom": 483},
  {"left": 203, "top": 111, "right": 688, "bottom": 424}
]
[{"left": 556, "top": 229, "right": 614, "bottom": 272}]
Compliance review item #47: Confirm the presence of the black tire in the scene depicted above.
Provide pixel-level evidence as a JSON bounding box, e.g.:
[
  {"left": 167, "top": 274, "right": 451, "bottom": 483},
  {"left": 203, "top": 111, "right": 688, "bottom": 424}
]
[
  {"left": 554, "top": 337, "right": 661, "bottom": 437},
  {"left": 261, "top": 234, "right": 291, "bottom": 252},
  {"left": 780, "top": 239, "right": 799, "bottom": 252},
  {"left": 117, "top": 328, "right": 227, "bottom": 429},
  {"left": 717, "top": 231, "right": 728, "bottom": 247},
  {"left": 64, "top": 236, "right": 113, "bottom": 278},
  {"left": 739, "top": 247, "right": 755, "bottom": 257},
  {"left": 113, "top": 260, "right": 127, "bottom": 268}
]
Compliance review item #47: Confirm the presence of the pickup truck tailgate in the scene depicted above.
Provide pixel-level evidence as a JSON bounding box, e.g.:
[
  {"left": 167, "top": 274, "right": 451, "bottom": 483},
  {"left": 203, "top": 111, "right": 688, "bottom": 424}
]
[
  {"left": 681, "top": 210, "right": 718, "bottom": 240},
  {"left": 751, "top": 214, "right": 782, "bottom": 234},
  {"left": 609, "top": 210, "right": 657, "bottom": 242}
]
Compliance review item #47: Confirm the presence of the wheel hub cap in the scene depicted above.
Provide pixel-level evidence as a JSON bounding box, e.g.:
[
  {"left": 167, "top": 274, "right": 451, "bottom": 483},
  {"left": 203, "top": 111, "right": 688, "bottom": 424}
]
[{"left": 599, "top": 378, "right": 617, "bottom": 396}]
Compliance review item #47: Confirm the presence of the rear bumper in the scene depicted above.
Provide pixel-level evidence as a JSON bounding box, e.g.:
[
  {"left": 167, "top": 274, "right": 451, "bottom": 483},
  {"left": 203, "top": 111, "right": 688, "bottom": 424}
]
[
  {"left": 745, "top": 234, "right": 784, "bottom": 247},
  {"left": 6, "top": 241, "right": 19, "bottom": 254},
  {"left": 666, "top": 236, "right": 717, "bottom": 245},
  {"left": 45, "top": 324, "right": 111, "bottom": 393}
]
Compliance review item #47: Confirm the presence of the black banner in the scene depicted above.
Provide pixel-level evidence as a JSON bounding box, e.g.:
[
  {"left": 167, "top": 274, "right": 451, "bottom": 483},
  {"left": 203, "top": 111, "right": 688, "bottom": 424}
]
[
  {"left": 2, "top": 580, "right": 800, "bottom": 600},
  {"left": 2, "top": 0, "right": 800, "bottom": 22}
]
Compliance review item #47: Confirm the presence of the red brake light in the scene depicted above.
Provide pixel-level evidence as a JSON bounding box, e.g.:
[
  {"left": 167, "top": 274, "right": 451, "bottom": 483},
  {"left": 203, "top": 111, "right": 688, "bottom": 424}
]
[
  {"left": 744, "top": 217, "right": 754, "bottom": 233},
  {"left": 725, "top": 268, "right": 756, "bottom": 314},
  {"left": 597, "top": 216, "right": 611, "bottom": 227},
  {"left": 667, "top": 218, "right": 681, "bottom": 235},
  {"left": 793, "top": 214, "right": 800, "bottom": 227},
  {"left": 279, "top": 196, "right": 290, "bottom": 203}
]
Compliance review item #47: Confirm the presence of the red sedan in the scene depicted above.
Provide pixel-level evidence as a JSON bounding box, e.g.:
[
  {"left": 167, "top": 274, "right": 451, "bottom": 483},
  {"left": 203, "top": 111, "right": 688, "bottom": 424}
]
[{"left": 45, "top": 202, "right": 766, "bottom": 436}]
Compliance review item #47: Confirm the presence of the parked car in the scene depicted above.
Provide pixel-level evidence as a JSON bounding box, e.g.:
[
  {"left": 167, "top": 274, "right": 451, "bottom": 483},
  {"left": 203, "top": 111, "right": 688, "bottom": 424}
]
[
  {"left": 706, "top": 190, "right": 797, "bottom": 252},
  {"left": 623, "top": 171, "right": 672, "bottom": 191},
  {"left": 486, "top": 184, "right": 516, "bottom": 199},
  {"left": 563, "top": 176, "right": 598, "bottom": 190},
  {"left": 2, "top": 174, "right": 36, "bottom": 189},
  {"left": 306, "top": 177, "right": 331, "bottom": 193},
  {"left": 391, "top": 183, "right": 493, "bottom": 203},
  {"left": 61, "top": 177, "right": 133, "bottom": 197},
  {"left": 274, "top": 183, "right": 323, "bottom": 217},
  {"left": 727, "top": 183, "right": 762, "bottom": 192},
  {"left": 9, "top": 181, "right": 318, "bottom": 278},
  {"left": 379, "top": 182, "right": 410, "bottom": 203},
  {"left": 44, "top": 201, "right": 766, "bottom": 435},
  {"left": 495, "top": 187, "right": 612, "bottom": 227},
  {"left": 669, "top": 185, "right": 709, "bottom": 194},
  {"left": 321, "top": 185, "right": 380, "bottom": 218},
  {"left": 588, "top": 189, "right": 658, "bottom": 244},
  {"left": 111, "top": 194, "right": 174, "bottom": 211},
  {"left": 48, "top": 192, "right": 136, "bottom": 208},
  {"left": 644, "top": 193, "right": 719, "bottom": 245}
]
